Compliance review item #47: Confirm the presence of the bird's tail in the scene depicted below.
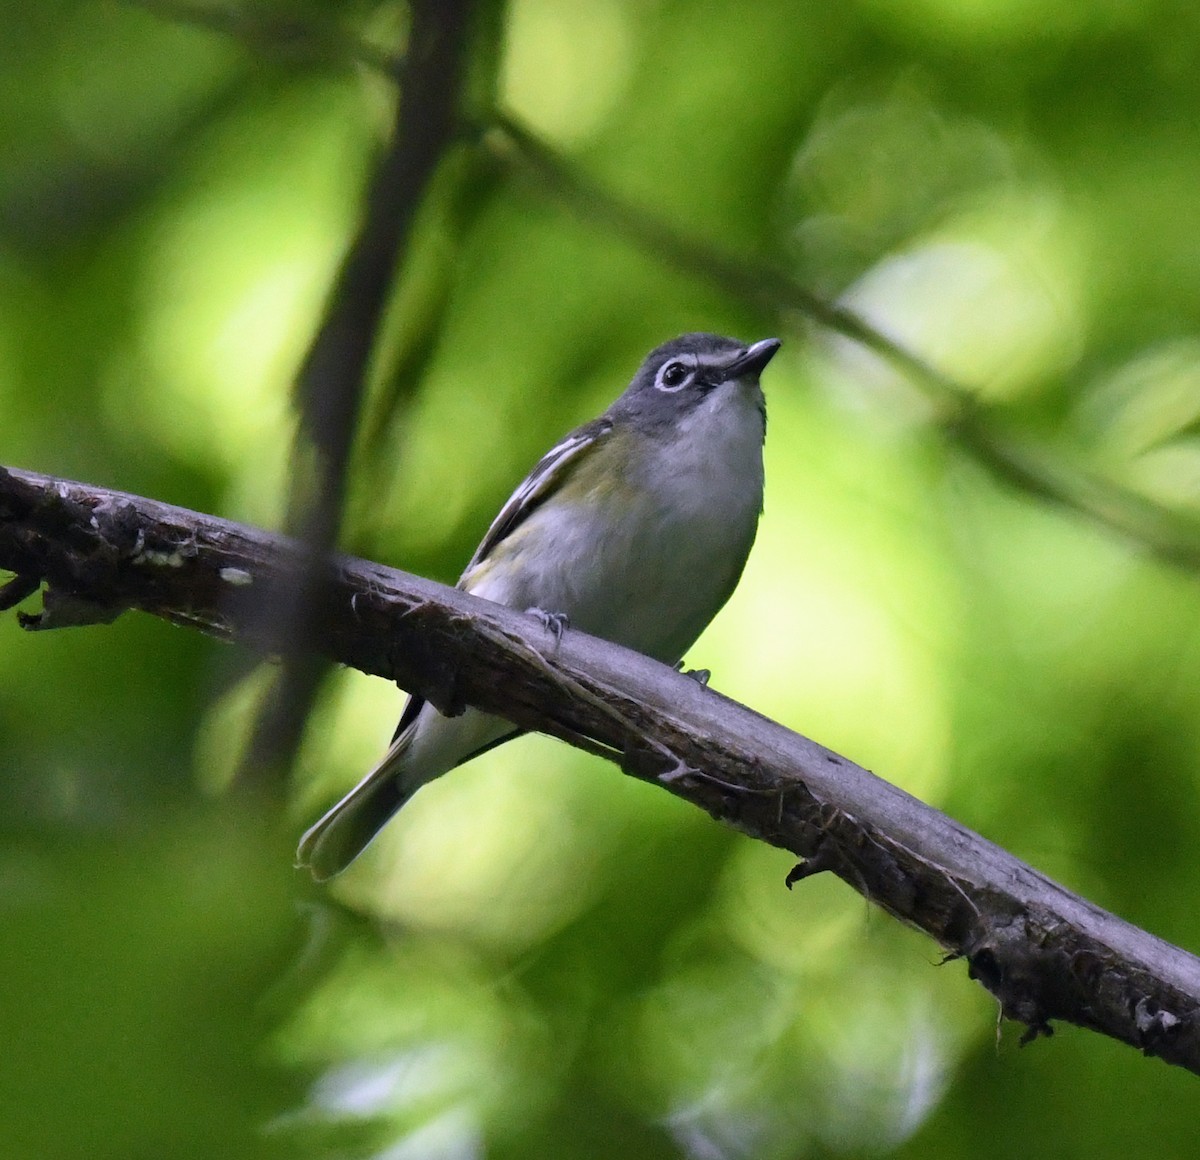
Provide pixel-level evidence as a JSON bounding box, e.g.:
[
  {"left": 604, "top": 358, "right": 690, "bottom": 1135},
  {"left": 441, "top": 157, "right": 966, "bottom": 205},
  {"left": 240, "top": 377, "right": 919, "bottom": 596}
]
[
  {"left": 295, "top": 737, "right": 420, "bottom": 882},
  {"left": 298, "top": 706, "right": 518, "bottom": 881}
]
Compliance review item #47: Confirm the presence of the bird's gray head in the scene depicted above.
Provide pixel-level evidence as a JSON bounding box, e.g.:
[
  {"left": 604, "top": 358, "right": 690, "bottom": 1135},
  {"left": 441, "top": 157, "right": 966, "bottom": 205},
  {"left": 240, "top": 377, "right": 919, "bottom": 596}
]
[{"left": 609, "top": 332, "right": 781, "bottom": 435}]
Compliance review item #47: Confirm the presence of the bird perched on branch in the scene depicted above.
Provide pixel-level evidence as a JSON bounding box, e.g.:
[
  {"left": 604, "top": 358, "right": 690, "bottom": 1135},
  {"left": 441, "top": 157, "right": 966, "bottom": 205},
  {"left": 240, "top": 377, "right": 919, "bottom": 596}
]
[{"left": 298, "top": 332, "right": 781, "bottom": 880}]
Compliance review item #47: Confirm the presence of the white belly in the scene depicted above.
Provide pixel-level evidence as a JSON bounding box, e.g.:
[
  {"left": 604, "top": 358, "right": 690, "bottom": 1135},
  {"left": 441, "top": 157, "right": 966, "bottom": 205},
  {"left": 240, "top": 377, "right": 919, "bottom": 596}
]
[{"left": 466, "top": 384, "right": 765, "bottom": 663}]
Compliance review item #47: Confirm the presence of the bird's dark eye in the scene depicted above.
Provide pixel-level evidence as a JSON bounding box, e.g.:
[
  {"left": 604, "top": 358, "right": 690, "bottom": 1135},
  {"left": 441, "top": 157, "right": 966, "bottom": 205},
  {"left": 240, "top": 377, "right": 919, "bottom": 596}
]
[{"left": 658, "top": 360, "right": 690, "bottom": 390}]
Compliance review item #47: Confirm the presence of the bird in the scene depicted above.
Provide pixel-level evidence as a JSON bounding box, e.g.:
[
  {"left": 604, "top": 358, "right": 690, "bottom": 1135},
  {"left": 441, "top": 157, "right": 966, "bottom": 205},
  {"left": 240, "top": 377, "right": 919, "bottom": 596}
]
[{"left": 297, "top": 332, "right": 781, "bottom": 880}]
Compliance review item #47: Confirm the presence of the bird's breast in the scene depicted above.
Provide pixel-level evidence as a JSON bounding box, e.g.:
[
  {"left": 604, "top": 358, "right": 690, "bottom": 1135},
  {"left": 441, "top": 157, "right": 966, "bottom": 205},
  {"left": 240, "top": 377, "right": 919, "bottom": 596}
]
[{"left": 467, "top": 399, "right": 764, "bottom": 663}]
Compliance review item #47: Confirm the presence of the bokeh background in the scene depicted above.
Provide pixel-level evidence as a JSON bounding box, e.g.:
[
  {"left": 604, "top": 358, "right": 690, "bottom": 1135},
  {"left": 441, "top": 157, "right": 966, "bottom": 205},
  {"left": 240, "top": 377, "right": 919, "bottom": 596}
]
[{"left": 4, "top": 0, "right": 1200, "bottom": 1156}]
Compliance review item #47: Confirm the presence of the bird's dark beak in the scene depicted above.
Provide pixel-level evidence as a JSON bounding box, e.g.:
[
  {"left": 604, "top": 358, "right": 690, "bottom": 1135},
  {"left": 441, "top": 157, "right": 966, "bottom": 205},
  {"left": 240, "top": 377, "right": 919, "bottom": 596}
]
[{"left": 721, "top": 337, "right": 781, "bottom": 381}]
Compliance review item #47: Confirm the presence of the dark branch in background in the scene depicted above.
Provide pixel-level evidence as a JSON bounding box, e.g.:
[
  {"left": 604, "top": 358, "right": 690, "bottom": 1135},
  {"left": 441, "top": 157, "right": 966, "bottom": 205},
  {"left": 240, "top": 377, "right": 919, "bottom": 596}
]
[
  {"left": 482, "top": 118, "right": 1200, "bottom": 573},
  {"left": 4, "top": 463, "right": 1200, "bottom": 1073},
  {"left": 485, "top": 116, "right": 966, "bottom": 400},
  {"left": 128, "top": 3, "right": 1200, "bottom": 575},
  {"left": 234, "top": 0, "right": 479, "bottom": 792}
]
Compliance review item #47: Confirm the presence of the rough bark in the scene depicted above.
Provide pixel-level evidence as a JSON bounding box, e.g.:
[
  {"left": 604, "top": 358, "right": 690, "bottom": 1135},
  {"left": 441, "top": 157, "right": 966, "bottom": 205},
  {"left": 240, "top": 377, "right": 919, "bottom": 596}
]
[{"left": 2, "top": 463, "right": 1199, "bottom": 1074}]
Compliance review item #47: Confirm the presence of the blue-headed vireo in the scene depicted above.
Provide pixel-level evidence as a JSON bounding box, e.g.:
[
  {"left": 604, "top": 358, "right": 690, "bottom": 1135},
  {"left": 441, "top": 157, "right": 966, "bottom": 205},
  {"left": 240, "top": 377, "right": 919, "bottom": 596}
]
[{"left": 298, "top": 332, "right": 781, "bottom": 879}]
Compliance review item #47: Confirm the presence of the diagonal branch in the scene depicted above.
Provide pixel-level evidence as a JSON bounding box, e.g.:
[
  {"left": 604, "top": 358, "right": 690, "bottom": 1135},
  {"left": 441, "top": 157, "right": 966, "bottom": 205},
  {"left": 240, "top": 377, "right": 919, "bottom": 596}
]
[
  {"left": 484, "top": 118, "right": 1200, "bottom": 573},
  {"left": 237, "top": 0, "right": 481, "bottom": 790},
  {"left": 2, "top": 463, "right": 1199, "bottom": 1075},
  {"left": 119, "top": 3, "right": 1200, "bottom": 574}
]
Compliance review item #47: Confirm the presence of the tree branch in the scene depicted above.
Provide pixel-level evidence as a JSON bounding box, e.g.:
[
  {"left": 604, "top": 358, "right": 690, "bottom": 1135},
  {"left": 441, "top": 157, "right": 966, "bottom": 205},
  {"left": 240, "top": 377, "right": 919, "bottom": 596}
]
[
  {"left": 3, "top": 463, "right": 1199, "bottom": 1074},
  {"left": 123, "top": 3, "right": 1200, "bottom": 576},
  {"left": 484, "top": 117, "right": 1200, "bottom": 573},
  {"left": 238, "top": 0, "right": 481, "bottom": 790}
]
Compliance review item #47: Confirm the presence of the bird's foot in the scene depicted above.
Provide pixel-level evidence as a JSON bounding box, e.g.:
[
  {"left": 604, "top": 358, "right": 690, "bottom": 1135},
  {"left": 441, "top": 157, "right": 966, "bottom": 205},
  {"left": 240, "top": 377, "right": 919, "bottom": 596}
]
[
  {"left": 528, "top": 607, "right": 569, "bottom": 644},
  {"left": 674, "top": 661, "right": 711, "bottom": 687}
]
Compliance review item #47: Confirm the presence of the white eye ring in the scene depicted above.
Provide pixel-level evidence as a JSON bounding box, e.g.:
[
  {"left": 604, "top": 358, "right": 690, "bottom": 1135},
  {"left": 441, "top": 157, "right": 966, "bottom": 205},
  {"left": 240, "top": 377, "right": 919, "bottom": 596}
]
[{"left": 655, "top": 358, "right": 695, "bottom": 392}]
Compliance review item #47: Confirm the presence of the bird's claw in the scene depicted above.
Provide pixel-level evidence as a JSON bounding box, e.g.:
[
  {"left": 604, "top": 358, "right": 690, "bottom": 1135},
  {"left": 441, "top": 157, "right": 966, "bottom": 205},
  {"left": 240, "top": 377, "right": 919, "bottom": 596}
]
[
  {"left": 673, "top": 661, "right": 711, "bottom": 686},
  {"left": 529, "top": 607, "right": 569, "bottom": 644}
]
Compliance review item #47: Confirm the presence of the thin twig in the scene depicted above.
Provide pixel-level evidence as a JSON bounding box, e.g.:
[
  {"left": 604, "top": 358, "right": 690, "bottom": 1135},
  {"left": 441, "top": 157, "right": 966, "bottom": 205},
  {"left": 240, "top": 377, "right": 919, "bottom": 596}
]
[
  {"left": 235, "top": 0, "right": 480, "bottom": 791},
  {"left": 484, "top": 117, "right": 1200, "bottom": 572},
  {"left": 119, "top": 3, "right": 1200, "bottom": 575}
]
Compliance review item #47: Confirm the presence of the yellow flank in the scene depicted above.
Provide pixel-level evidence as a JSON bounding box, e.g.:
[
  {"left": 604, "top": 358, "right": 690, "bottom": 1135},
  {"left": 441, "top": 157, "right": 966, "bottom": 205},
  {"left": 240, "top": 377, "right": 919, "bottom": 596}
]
[
  {"left": 462, "top": 426, "right": 645, "bottom": 590},
  {"left": 565, "top": 429, "right": 644, "bottom": 504}
]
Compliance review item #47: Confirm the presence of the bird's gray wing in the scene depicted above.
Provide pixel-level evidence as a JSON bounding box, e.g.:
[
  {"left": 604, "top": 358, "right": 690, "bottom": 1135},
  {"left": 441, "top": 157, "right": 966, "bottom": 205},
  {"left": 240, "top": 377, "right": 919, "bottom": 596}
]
[
  {"left": 462, "top": 416, "right": 614, "bottom": 573},
  {"left": 390, "top": 415, "right": 614, "bottom": 744}
]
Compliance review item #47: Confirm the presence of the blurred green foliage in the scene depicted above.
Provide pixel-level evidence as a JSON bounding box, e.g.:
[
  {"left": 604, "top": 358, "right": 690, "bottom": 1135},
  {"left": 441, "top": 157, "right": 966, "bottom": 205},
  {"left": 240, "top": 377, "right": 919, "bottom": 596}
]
[{"left": 4, "top": 0, "right": 1200, "bottom": 1157}]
